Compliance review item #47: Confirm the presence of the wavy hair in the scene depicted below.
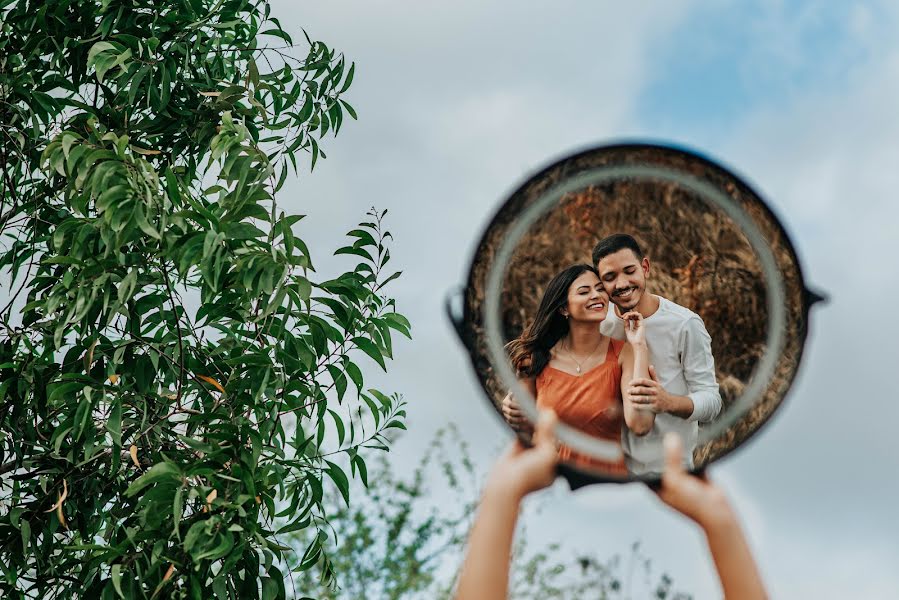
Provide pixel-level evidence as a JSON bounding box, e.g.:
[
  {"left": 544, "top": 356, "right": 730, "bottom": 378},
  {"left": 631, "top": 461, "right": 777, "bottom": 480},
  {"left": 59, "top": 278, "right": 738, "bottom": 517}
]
[{"left": 506, "top": 264, "right": 599, "bottom": 378}]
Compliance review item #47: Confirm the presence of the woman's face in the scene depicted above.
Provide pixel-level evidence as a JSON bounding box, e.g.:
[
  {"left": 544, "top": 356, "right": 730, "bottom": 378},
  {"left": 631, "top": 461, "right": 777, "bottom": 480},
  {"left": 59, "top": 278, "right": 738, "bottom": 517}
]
[{"left": 563, "top": 271, "right": 609, "bottom": 323}]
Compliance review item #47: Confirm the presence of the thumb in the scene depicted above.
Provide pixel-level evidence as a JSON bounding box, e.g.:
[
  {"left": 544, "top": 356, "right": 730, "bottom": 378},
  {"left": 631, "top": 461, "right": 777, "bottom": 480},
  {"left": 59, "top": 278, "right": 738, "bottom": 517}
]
[
  {"left": 648, "top": 364, "right": 659, "bottom": 382},
  {"left": 663, "top": 432, "right": 685, "bottom": 476}
]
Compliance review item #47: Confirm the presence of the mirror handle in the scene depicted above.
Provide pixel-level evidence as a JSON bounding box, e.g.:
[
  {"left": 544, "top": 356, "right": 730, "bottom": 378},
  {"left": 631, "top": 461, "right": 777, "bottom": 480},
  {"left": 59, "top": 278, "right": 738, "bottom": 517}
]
[
  {"left": 642, "top": 466, "right": 705, "bottom": 492},
  {"left": 444, "top": 286, "right": 466, "bottom": 341},
  {"left": 804, "top": 286, "right": 828, "bottom": 307},
  {"left": 556, "top": 463, "right": 632, "bottom": 489}
]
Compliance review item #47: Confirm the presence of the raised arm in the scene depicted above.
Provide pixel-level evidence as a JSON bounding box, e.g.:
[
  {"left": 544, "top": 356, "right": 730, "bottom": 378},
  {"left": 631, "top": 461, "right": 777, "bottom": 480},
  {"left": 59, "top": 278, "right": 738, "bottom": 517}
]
[
  {"left": 656, "top": 433, "right": 767, "bottom": 599},
  {"left": 454, "top": 410, "right": 559, "bottom": 600},
  {"left": 619, "top": 312, "right": 655, "bottom": 435}
]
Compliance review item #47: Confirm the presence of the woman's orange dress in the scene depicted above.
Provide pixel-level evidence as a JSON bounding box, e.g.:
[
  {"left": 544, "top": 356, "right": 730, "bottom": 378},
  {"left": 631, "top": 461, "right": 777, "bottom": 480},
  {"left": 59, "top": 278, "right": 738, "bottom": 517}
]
[{"left": 535, "top": 339, "right": 627, "bottom": 476}]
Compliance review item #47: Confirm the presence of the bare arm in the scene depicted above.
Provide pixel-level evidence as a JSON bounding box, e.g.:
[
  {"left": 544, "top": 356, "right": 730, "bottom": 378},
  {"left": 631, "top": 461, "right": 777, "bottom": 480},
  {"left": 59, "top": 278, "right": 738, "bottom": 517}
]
[
  {"left": 627, "top": 317, "right": 720, "bottom": 420},
  {"left": 619, "top": 342, "right": 654, "bottom": 435},
  {"left": 619, "top": 312, "right": 655, "bottom": 435},
  {"left": 657, "top": 433, "right": 767, "bottom": 600},
  {"left": 455, "top": 411, "right": 558, "bottom": 600}
]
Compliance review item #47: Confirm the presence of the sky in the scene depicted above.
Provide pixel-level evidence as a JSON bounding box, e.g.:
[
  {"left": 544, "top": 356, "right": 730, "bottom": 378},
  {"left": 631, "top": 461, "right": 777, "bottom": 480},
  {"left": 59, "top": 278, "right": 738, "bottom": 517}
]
[{"left": 267, "top": 1, "right": 899, "bottom": 597}]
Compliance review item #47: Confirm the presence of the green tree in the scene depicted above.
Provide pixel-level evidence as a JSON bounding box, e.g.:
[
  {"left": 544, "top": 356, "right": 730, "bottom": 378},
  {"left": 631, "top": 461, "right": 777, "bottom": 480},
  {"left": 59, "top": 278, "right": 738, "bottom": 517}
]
[
  {"left": 0, "top": 1, "right": 409, "bottom": 598},
  {"left": 293, "top": 428, "right": 692, "bottom": 600}
]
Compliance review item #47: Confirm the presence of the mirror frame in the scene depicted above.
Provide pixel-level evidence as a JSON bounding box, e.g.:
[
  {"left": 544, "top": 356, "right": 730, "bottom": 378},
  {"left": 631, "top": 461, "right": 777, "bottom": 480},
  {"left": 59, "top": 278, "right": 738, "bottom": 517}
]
[{"left": 447, "top": 142, "right": 825, "bottom": 487}]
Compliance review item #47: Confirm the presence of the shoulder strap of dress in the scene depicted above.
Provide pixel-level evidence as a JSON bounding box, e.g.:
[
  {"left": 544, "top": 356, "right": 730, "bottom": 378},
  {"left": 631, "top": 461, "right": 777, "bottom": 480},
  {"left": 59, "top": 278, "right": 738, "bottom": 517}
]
[{"left": 608, "top": 338, "right": 625, "bottom": 360}]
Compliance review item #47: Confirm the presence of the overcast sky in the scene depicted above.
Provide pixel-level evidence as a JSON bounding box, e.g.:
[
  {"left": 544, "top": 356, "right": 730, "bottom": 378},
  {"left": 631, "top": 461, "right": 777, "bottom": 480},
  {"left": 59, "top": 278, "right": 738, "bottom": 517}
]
[{"left": 266, "top": 1, "right": 899, "bottom": 597}]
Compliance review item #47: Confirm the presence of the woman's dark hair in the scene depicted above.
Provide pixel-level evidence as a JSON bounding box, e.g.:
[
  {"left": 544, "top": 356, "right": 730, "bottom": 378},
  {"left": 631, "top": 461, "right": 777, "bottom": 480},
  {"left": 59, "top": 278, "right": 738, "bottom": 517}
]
[{"left": 506, "top": 264, "right": 599, "bottom": 378}]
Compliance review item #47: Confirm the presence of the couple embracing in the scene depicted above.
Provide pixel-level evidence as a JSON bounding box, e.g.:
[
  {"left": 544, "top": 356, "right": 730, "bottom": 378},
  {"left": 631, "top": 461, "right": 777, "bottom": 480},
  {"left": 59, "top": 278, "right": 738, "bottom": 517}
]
[{"left": 503, "top": 234, "right": 722, "bottom": 476}]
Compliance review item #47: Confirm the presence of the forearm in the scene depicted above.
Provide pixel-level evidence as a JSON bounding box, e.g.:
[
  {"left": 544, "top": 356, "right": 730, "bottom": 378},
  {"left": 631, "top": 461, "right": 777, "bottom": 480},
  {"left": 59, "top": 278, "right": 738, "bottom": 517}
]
[
  {"left": 624, "top": 342, "right": 655, "bottom": 434},
  {"left": 665, "top": 392, "right": 695, "bottom": 419},
  {"left": 702, "top": 507, "right": 768, "bottom": 600},
  {"left": 455, "top": 481, "right": 522, "bottom": 600}
]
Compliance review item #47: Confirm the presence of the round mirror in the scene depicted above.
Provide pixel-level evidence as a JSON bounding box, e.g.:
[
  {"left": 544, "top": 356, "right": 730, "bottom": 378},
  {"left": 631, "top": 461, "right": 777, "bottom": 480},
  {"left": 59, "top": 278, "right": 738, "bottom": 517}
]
[{"left": 448, "top": 143, "right": 824, "bottom": 487}]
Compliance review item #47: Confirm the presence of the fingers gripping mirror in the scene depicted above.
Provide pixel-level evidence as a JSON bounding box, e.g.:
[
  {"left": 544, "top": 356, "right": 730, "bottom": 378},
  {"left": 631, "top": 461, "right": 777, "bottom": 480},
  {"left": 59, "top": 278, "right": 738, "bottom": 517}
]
[{"left": 447, "top": 143, "right": 824, "bottom": 488}]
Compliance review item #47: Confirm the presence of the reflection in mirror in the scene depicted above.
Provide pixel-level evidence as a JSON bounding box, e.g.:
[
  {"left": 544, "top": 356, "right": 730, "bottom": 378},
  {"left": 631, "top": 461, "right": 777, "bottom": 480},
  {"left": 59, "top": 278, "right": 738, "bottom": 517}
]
[
  {"left": 501, "top": 180, "right": 769, "bottom": 477},
  {"left": 462, "top": 145, "right": 811, "bottom": 482}
]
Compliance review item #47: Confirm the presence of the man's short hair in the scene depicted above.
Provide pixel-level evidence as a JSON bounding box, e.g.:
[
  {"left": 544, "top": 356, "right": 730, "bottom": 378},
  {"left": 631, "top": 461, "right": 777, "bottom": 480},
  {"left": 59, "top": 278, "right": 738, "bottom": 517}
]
[{"left": 592, "top": 233, "right": 644, "bottom": 266}]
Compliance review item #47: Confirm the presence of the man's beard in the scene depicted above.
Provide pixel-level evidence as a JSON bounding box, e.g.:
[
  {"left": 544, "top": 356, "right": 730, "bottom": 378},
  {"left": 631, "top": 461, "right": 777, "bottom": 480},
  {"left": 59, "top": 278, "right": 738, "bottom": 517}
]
[{"left": 612, "top": 286, "right": 641, "bottom": 310}]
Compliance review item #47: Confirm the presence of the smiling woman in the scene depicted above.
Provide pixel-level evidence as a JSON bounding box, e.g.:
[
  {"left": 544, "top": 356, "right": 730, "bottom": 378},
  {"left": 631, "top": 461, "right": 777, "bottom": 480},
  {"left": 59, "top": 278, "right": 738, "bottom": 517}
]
[{"left": 504, "top": 264, "right": 630, "bottom": 475}]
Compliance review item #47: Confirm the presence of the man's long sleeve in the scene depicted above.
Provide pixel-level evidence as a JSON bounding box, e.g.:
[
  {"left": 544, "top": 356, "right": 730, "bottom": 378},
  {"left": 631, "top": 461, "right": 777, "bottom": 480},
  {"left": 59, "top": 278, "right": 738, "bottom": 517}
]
[{"left": 681, "top": 316, "right": 722, "bottom": 423}]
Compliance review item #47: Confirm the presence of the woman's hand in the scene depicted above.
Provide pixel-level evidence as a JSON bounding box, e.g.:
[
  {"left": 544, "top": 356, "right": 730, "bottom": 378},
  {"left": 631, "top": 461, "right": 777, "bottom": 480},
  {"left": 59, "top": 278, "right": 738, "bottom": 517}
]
[
  {"left": 487, "top": 409, "right": 559, "bottom": 500},
  {"left": 501, "top": 392, "right": 534, "bottom": 434},
  {"left": 656, "top": 432, "right": 730, "bottom": 527},
  {"left": 622, "top": 310, "right": 646, "bottom": 347},
  {"left": 454, "top": 410, "right": 559, "bottom": 600},
  {"left": 655, "top": 433, "right": 768, "bottom": 599}
]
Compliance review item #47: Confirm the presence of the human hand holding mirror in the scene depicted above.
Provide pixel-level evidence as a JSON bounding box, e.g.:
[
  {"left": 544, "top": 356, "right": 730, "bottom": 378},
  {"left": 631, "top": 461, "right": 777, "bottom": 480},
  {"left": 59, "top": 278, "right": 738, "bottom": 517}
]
[{"left": 448, "top": 143, "right": 825, "bottom": 487}]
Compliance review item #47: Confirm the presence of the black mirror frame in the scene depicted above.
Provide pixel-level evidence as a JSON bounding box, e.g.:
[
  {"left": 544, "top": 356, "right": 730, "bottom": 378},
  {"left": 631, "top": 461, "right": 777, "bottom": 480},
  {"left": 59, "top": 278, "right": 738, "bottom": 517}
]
[{"left": 447, "top": 142, "right": 826, "bottom": 488}]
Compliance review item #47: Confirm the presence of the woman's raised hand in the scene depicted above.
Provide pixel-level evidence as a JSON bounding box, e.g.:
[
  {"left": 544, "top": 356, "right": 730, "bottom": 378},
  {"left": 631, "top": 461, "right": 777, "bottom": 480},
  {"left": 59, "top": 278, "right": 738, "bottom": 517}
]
[
  {"left": 488, "top": 409, "right": 559, "bottom": 499},
  {"left": 656, "top": 432, "right": 729, "bottom": 525},
  {"left": 655, "top": 433, "right": 769, "bottom": 600},
  {"left": 622, "top": 311, "right": 646, "bottom": 346}
]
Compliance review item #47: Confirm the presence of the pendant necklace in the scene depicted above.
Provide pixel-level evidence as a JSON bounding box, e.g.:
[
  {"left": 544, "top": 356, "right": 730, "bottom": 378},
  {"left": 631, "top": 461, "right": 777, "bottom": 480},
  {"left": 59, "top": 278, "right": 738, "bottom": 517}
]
[{"left": 565, "top": 337, "right": 603, "bottom": 374}]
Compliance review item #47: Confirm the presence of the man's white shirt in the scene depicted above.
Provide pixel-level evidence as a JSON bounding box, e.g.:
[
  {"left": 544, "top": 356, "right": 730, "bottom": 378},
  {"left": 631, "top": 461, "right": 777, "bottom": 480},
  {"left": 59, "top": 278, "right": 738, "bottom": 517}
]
[{"left": 601, "top": 295, "right": 722, "bottom": 475}]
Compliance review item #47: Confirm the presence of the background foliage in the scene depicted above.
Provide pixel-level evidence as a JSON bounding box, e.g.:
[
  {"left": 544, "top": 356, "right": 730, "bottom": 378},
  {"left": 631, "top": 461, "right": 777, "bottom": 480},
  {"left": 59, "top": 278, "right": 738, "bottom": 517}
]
[{"left": 0, "top": 1, "right": 410, "bottom": 597}]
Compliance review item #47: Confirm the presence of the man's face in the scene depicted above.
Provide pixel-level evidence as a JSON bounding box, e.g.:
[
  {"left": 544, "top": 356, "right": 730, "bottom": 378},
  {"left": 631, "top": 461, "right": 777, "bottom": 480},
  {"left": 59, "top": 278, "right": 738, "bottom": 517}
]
[{"left": 596, "top": 248, "right": 650, "bottom": 312}]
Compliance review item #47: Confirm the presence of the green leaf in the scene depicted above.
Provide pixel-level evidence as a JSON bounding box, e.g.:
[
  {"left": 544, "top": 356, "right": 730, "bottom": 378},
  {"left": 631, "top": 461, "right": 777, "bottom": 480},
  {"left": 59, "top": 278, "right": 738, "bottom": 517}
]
[
  {"left": 73, "top": 395, "right": 94, "bottom": 440},
  {"left": 117, "top": 270, "right": 138, "bottom": 305},
  {"left": 261, "top": 28, "right": 293, "bottom": 43},
  {"left": 327, "top": 408, "right": 345, "bottom": 446},
  {"left": 352, "top": 337, "right": 386, "bottom": 371},
  {"left": 326, "top": 364, "right": 347, "bottom": 401},
  {"left": 125, "top": 462, "right": 181, "bottom": 497},
  {"left": 48, "top": 381, "right": 86, "bottom": 405},
  {"left": 106, "top": 401, "right": 122, "bottom": 447},
  {"left": 351, "top": 454, "right": 368, "bottom": 487},
  {"left": 378, "top": 270, "right": 403, "bottom": 290},
  {"left": 325, "top": 460, "right": 350, "bottom": 505},
  {"left": 345, "top": 361, "right": 363, "bottom": 393},
  {"left": 339, "top": 63, "right": 355, "bottom": 93},
  {"left": 345, "top": 229, "right": 377, "bottom": 248},
  {"left": 173, "top": 487, "right": 184, "bottom": 540},
  {"left": 87, "top": 41, "right": 116, "bottom": 67},
  {"left": 20, "top": 519, "right": 30, "bottom": 553},
  {"left": 111, "top": 564, "right": 125, "bottom": 599},
  {"left": 275, "top": 518, "right": 311, "bottom": 536},
  {"left": 335, "top": 246, "right": 374, "bottom": 262},
  {"left": 339, "top": 99, "right": 357, "bottom": 120}
]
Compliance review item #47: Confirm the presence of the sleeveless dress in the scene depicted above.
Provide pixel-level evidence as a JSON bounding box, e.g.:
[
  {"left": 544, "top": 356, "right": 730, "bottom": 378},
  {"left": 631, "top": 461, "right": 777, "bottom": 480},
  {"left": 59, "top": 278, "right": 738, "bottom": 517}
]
[{"left": 535, "top": 339, "right": 627, "bottom": 476}]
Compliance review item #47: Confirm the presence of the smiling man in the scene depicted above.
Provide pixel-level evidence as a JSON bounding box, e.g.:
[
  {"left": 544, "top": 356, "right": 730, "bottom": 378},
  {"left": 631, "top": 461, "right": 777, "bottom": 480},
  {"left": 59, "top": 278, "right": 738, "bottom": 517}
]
[{"left": 594, "top": 233, "right": 722, "bottom": 476}]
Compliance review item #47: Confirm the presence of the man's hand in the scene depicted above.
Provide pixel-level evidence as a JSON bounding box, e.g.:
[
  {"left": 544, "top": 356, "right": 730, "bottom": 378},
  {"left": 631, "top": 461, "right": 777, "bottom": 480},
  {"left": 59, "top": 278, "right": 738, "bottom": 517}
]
[
  {"left": 626, "top": 365, "right": 693, "bottom": 418},
  {"left": 501, "top": 392, "right": 533, "bottom": 434}
]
